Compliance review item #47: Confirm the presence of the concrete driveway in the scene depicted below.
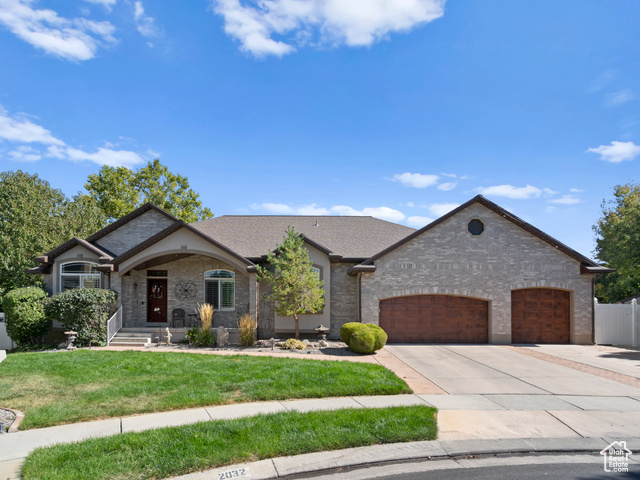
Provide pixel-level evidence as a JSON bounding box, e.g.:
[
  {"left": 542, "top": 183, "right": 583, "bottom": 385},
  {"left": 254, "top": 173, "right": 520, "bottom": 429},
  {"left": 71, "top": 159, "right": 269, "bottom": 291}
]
[
  {"left": 384, "top": 344, "right": 640, "bottom": 441},
  {"left": 384, "top": 344, "right": 640, "bottom": 396}
]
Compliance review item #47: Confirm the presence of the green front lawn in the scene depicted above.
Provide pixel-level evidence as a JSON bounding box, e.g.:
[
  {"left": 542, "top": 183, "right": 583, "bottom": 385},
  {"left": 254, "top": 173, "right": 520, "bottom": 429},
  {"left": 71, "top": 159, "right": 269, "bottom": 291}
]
[
  {"left": 0, "top": 350, "right": 410, "bottom": 429},
  {"left": 22, "top": 406, "right": 437, "bottom": 480}
]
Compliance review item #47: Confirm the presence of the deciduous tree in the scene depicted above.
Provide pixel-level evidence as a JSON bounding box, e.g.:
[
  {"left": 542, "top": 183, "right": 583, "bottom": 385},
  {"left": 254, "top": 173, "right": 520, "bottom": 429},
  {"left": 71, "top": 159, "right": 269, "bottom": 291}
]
[
  {"left": 85, "top": 159, "right": 213, "bottom": 222},
  {"left": 257, "top": 227, "right": 325, "bottom": 339},
  {"left": 0, "top": 171, "right": 106, "bottom": 309},
  {"left": 593, "top": 182, "right": 640, "bottom": 302}
]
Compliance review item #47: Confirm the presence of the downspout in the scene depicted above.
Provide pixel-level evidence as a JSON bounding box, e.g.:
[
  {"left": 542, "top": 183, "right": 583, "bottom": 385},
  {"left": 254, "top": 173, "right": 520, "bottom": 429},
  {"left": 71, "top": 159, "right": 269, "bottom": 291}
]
[
  {"left": 358, "top": 272, "right": 362, "bottom": 323},
  {"left": 591, "top": 276, "right": 595, "bottom": 345}
]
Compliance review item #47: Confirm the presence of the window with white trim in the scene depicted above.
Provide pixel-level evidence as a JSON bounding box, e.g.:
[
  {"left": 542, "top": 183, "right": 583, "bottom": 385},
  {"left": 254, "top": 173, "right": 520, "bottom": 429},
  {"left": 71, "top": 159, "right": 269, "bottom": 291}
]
[
  {"left": 60, "top": 262, "right": 101, "bottom": 292},
  {"left": 204, "top": 270, "right": 235, "bottom": 310}
]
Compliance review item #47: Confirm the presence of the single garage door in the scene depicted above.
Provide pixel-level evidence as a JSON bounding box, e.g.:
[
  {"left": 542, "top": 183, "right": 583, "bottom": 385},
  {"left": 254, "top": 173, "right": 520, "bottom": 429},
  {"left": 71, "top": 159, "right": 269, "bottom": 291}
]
[
  {"left": 379, "top": 295, "right": 489, "bottom": 343},
  {"left": 511, "top": 288, "right": 570, "bottom": 344}
]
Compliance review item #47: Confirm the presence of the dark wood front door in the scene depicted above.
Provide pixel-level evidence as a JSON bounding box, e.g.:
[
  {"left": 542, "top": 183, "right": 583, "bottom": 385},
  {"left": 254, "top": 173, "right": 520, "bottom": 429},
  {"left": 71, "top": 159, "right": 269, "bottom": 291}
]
[
  {"left": 379, "top": 295, "right": 489, "bottom": 343},
  {"left": 147, "top": 279, "right": 167, "bottom": 323},
  {"left": 511, "top": 288, "right": 570, "bottom": 344}
]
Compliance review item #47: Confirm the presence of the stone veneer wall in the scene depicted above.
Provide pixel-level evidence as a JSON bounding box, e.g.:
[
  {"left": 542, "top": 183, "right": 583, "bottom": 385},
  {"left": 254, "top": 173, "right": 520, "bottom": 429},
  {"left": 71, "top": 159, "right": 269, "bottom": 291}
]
[
  {"left": 118, "top": 255, "right": 250, "bottom": 328},
  {"left": 95, "top": 210, "right": 175, "bottom": 256},
  {"left": 360, "top": 203, "right": 594, "bottom": 344},
  {"left": 329, "top": 263, "right": 359, "bottom": 339}
]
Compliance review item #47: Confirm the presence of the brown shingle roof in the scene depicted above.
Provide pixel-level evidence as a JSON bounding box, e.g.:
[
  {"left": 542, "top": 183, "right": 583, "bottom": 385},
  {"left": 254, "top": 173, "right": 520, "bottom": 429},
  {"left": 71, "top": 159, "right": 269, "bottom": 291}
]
[{"left": 191, "top": 216, "right": 416, "bottom": 260}]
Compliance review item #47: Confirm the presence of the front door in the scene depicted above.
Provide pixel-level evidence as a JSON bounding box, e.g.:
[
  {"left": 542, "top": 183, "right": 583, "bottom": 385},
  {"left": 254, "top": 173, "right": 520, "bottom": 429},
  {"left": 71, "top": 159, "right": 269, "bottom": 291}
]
[{"left": 147, "top": 279, "right": 167, "bottom": 323}]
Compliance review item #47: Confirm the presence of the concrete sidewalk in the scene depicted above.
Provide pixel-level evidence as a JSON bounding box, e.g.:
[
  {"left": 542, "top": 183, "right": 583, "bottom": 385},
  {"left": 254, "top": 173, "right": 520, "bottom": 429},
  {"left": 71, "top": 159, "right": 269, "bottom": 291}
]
[{"left": 3, "top": 393, "right": 640, "bottom": 479}]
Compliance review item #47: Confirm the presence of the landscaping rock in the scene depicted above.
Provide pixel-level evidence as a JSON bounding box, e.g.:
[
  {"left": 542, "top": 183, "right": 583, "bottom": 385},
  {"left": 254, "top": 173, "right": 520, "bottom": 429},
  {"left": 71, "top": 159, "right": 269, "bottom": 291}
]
[{"left": 0, "top": 408, "right": 15, "bottom": 433}]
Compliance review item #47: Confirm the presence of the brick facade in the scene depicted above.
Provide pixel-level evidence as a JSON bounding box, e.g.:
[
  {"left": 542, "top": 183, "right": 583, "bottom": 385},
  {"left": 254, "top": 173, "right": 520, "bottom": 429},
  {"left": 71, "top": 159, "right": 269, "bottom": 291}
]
[
  {"left": 96, "top": 209, "right": 175, "bottom": 256},
  {"left": 360, "top": 203, "right": 594, "bottom": 344},
  {"left": 118, "top": 255, "right": 250, "bottom": 328}
]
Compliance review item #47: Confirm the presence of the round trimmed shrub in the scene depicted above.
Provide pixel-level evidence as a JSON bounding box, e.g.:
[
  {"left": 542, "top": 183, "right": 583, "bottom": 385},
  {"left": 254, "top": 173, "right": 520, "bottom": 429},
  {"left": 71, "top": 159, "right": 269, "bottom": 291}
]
[
  {"left": 340, "top": 322, "right": 364, "bottom": 345},
  {"left": 3, "top": 287, "right": 50, "bottom": 346},
  {"left": 366, "top": 324, "right": 388, "bottom": 351},
  {"left": 349, "top": 327, "right": 376, "bottom": 354}
]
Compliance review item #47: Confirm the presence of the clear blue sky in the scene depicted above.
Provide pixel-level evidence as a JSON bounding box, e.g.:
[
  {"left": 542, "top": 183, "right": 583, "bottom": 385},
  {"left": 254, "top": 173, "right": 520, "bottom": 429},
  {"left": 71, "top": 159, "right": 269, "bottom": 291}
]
[{"left": 0, "top": 0, "right": 638, "bottom": 259}]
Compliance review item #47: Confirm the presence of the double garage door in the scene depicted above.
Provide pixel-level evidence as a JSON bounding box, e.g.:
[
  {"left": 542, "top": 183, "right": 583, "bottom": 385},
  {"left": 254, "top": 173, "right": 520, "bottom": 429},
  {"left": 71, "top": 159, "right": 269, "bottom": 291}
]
[{"left": 379, "top": 289, "right": 570, "bottom": 344}]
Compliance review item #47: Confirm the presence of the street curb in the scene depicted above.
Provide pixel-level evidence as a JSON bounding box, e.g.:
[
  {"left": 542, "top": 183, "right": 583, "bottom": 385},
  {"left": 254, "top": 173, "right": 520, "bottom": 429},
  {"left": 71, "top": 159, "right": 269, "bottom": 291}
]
[{"left": 169, "top": 437, "right": 614, "bottom": 480}]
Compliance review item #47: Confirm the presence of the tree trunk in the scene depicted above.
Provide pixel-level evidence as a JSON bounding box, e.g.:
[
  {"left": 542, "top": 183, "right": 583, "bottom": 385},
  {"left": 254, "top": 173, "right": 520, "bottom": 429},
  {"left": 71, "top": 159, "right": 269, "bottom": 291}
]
[{"left": 293, "top": 314, "right": 299, "bottom": 339}]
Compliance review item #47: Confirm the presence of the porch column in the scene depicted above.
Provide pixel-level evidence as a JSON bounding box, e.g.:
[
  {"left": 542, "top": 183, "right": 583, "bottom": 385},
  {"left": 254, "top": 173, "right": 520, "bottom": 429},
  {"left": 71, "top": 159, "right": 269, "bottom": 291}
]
[{"left": 249, "top": 273, "right": 258, "bottom": 319}]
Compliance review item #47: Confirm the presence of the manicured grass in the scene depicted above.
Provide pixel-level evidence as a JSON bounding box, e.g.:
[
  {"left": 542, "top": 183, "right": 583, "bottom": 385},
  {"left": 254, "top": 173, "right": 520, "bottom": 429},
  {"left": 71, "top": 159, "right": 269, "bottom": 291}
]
[
  {"left": 0, "top": 350, "right": 410, "bottom": 429},
  {"left": 22, "top": 406, "right": 437, "bottom": 480}
]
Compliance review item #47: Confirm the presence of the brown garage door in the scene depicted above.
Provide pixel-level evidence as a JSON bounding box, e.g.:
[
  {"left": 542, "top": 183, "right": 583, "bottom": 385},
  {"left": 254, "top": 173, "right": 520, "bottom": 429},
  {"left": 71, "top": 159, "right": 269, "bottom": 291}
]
[
  {"left": 511, "top": 288, "right": 570, "bottom": 344},
  {"left": 379, "top": 295, "right": 488, "bottom": 343}
]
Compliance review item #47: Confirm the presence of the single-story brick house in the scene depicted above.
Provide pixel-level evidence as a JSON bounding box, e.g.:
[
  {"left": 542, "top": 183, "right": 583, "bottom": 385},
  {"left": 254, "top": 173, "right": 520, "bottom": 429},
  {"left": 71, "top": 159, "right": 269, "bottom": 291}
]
[{"left": 29, "top": 195, "right": 611, "bottom": 344}]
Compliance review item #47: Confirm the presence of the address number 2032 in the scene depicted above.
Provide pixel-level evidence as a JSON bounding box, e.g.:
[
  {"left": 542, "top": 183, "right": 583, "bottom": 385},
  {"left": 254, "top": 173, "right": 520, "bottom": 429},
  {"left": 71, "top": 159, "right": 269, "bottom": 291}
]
[{"left": 218, "top": 468, "right": 248, "bottom": 479}]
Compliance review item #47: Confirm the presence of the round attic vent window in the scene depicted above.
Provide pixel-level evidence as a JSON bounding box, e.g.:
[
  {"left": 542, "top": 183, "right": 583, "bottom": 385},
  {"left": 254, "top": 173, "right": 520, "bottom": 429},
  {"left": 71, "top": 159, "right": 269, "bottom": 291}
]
[{"left": 468, "top": 219, "right": 484, "bottom": 236}]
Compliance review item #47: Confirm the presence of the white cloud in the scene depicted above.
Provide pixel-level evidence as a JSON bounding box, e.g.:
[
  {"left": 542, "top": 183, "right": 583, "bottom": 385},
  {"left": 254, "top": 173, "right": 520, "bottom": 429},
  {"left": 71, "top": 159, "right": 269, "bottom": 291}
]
[
  {"left": 542, "top": 187, "right": 557, "bottom": 196},
  {"left": 405, "top": 201, "right": 415, "bottom": 207},
  {"left": 1, "top": 104, "right": 146, "bottom": 167},
  {"left": 476, "top": 184, "right": 542, "bottom": 200},
  {"left": 0, "top": 106, "right": 64, "bottom": 145},
  {"left": 390, "top": 172, "right": 439, "bottom": 188},
  {"left": 0, "top": 0, "right": 116, "bottom": 61},
  {"left": 252, "top": 202, "right": 406, "bottom": 222},
  {"left": 133, "top": 1, "right": 157, "bottom": 37},
  {"left": 63, "top": 146, "right": 144, "bottom": 167},
  {"left": 426, "top": 202, "right": 459, "bottom": 217},
  {"left": 587, "top": 141, "right": 640, "bottom": 163},
  {"left": 544, "top": 206, "right": 557, "bottom": 214},
  {"left": 8, "top": 145, "right": 41, "bottom": 161},
  {"left": 211, "top": 0, "right": 445, "bottom": 57},
  {"left": 437, "top": 182, "right": 457, "bottom": 191},
  {"left": 569, "top": 188, "right": 584, "bottom": 193},
  {"left": 605, "top": 89, "right": 635, "bottom": 107},
  {"left": 83, "top": 0, "right": 117, "bottom": 9},
  {"left": 407, "top": 215, "right": 434, "bottom": 227},
  {"left": 441, "top": 172, "right": 456, "bottom": 178},
  {"left": 550, "top": 195, "right": 580, "bottom": 205}
]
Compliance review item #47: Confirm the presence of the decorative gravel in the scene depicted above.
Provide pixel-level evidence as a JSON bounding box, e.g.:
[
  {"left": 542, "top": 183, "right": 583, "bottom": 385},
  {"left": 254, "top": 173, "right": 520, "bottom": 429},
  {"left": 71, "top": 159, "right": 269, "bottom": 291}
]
[{"left": 0, "top": 408, "right": 15, "bottom": 433}]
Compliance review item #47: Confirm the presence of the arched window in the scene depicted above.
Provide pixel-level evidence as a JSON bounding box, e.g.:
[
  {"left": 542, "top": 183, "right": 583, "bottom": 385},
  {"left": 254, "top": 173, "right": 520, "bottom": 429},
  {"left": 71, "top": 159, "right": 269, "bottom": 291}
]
[
  {"left": 60, "top": 262, "right": 101, "bottom": 292},
  {"left": 204, "top": 270, "right": 235, "bottom": 310}
]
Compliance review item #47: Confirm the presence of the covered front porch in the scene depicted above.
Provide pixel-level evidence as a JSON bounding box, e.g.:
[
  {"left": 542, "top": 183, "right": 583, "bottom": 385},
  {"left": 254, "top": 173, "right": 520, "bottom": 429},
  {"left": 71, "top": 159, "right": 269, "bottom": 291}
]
[{"left": 102, "top": 224, "right": 262, "bottom": 339}]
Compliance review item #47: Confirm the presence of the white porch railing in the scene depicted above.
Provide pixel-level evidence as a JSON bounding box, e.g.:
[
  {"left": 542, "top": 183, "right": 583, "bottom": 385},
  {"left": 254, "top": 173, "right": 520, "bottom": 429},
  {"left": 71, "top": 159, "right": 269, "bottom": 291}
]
[
  {"left": 594, "top": 298, "right": 639, "bottom": 347},
  {"left": 106, "top": 306, "right": 123, "bottom": 346}
]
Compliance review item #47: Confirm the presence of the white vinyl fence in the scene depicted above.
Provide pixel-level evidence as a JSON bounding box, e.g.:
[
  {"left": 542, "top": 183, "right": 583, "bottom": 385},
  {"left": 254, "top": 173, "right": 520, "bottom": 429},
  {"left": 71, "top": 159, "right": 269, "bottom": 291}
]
[
  {"left": 0, "top": 312, "right": 17, "bottom": 350},
  {"left": 594, "top": 298, "right": 639, "bottom": 347}
]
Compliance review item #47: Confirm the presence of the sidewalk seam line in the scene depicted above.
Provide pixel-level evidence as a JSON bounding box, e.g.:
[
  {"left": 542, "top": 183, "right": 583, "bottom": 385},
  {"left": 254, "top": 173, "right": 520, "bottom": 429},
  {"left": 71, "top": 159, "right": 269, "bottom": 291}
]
[
  {"left": 271, "top": 458, "right": 280, "bottom": 478},
  {"left": 545, "top": 410, "right": 584, "bottom": 438}
]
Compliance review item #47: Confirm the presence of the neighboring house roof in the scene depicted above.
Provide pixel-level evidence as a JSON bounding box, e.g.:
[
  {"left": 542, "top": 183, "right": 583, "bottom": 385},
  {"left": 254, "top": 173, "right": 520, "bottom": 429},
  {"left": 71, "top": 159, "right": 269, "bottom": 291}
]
[
  {"left": 191, "top": 216, "right": 416, "bottom": 260},
  {"left": 351, "top": 195, "right": 604, "bottom": 274},
  {"left": 616, "top": 294, "right": 640, "bottom": 304}
]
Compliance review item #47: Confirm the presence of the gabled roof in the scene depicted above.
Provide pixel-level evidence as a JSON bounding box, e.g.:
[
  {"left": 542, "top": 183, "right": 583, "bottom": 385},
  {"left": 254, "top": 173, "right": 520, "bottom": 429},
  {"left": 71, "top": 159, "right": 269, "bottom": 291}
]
[
  {"left": 106, "top": 221, "right": 256, "bottom": 273},
  {"left": 191, "top": 215, "right": 415, "bottom": 260},
  {"left": 35, "top": 237, "right": 114, "bottom": 264},
  {"left": 351, "top": 195, "right": 602, "bottom": 274},
  {"left": 86, "top": 203, "right": 180, "bottom": 243}
]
